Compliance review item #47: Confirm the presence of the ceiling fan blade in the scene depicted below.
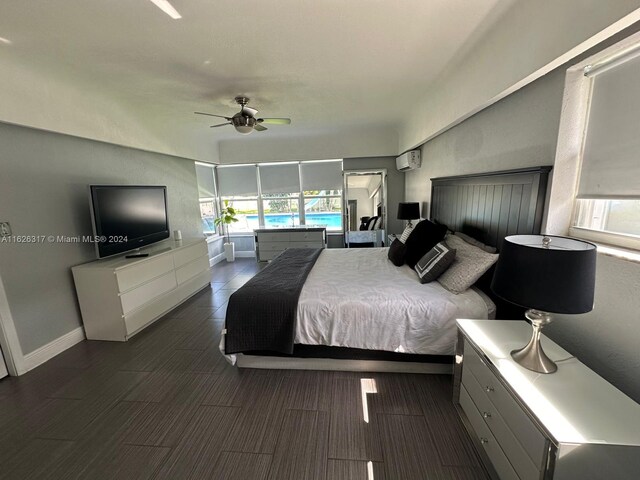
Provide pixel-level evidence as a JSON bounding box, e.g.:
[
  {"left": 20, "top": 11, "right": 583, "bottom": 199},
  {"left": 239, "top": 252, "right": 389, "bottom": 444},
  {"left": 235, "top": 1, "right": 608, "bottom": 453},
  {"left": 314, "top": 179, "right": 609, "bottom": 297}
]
[
  {"left": 254, "top": 124, "right": 268, "bottom": 132},
  {"left": 210, "top": 122, "right": 231, "bottom": 128},
  {"left": 258, "top": 118, "right": 291, "bottom": 125},
  {"left": 241, "top": 106, "right": 258, "bottom": 117},
  {"left": 195, "top": 112, "right": 231, "bottom": 120}
]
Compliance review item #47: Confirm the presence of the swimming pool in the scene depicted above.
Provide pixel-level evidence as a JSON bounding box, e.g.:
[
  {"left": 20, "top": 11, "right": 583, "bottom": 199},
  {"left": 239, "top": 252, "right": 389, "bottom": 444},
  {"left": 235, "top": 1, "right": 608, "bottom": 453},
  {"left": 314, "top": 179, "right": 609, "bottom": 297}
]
[{"left": 247, "top": 212, "right": 342, "bottom": 229}]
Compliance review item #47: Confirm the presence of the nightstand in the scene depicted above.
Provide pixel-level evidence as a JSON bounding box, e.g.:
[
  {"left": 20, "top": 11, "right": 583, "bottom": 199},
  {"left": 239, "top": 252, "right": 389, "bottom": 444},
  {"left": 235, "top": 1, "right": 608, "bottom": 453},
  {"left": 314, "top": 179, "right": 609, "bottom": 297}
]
[{"left": 454, "top": 319, "right": 640, "bottom": 480}]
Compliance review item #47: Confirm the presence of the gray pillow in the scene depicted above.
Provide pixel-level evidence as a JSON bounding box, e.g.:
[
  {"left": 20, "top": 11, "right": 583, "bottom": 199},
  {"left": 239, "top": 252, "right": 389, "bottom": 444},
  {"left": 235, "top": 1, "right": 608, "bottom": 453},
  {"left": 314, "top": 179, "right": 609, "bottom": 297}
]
[
  {"left": 414, "top": 242, "right": 456, "bottom": 284},
  {"left": 452, "top": 232, "right": 497, "bottom": 253},
  {"left": 438, "top": 235, "right": 498, "bottom": 294}
]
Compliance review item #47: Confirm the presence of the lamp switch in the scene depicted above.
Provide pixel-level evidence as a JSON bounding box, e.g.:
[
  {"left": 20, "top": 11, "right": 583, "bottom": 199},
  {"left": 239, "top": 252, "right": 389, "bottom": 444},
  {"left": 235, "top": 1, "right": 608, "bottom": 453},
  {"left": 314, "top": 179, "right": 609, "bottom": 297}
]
[{"left": 0, "top": 222, "right": 11, "bottom": 237}]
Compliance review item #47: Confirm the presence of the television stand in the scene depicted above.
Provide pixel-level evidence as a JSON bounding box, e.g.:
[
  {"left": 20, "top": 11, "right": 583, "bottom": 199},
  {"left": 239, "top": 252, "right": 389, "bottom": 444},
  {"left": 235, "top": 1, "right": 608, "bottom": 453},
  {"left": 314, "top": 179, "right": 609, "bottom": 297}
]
[{"left": 72, "top": 238, "right": 210, "bottom": 341}]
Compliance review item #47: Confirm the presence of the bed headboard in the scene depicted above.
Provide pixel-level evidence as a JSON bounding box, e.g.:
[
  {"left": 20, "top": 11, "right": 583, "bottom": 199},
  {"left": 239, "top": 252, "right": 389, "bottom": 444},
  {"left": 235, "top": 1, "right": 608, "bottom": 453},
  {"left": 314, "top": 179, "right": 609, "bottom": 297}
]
[
  {"left": 430, "top": 166, "right": 552, "bottom": 319},
  {"left": 430, "top": 166, "right": 552, "bottom": 251}
]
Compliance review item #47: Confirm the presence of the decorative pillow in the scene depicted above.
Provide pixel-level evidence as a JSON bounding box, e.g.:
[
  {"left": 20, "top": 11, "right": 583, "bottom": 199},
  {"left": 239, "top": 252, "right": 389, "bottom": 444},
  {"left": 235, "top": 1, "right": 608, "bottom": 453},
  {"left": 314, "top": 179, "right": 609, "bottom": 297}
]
[
  {"left": 453, "top": 231, "right": 497, "bottom": 254},
  {"left": 399, "top": 224, "right": 414, "bottom": 243},
  {"left": 403, "top": 219, "right": 448, "bottom": 268},
  {"left": 437, "top": 234, "right": 499, "bottom": 294},
  {"left": 387, "top": 239, "right": 407, "bottom": 266},
  {"left": 414, "top": 242, "right": 456, "bottom": 284}
]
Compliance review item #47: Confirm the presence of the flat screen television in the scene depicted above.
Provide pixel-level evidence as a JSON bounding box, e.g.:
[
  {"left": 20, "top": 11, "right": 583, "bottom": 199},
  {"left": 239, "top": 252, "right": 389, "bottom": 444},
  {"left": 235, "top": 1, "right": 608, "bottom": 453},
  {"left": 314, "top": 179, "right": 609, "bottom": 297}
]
[{"left": 90, "top": 185, "right": 170, "bottom": 258}]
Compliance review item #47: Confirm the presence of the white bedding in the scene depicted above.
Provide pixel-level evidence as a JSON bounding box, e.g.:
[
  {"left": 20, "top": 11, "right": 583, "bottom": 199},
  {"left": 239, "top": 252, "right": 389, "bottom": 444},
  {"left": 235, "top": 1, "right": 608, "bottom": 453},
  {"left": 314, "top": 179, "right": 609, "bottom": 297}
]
[{"left": 295, "top": 248, "right": 490, "bottom": 355}]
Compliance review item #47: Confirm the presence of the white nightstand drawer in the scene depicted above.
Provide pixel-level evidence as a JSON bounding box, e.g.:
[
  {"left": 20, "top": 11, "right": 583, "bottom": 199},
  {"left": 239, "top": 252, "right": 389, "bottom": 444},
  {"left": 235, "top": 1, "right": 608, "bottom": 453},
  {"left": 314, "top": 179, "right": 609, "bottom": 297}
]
[
  {"left": 288, "top": 242, "right": 323, "bottom": 249},
  {"left": 460, "top": 385, "right": 519, "bottom": 480},
  {"left": 465, "top": 341, "right": 547, "bottom": 466},
  {"left": 463, "top": 364, "right": 541, "bottom": 480}
]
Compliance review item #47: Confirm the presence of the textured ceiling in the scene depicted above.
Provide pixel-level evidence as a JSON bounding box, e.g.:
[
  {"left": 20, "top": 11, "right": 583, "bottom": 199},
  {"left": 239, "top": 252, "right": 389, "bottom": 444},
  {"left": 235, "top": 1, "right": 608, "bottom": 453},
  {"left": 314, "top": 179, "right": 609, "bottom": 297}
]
[{"left": 0, "top": 0, "right": 512, "bottom": 162}]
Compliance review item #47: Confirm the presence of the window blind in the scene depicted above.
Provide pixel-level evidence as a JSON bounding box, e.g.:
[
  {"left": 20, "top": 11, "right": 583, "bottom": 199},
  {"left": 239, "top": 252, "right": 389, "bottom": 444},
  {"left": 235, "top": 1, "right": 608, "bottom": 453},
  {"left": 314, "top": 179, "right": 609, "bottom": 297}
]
[
  {"left": 300, "top": 160, "right": 343, "bottom": 192},
  {"left": 195, "top": 164, "right": 216, "bottom": 198},
  {"left": 217, "top": 165, "right": 258, "bottom": 197},
  {"left": 258, "top": 163, "right": 301, "bottom": 194},
  {"left": 578, "top": 53, "right": 640, "bottom": 199}
]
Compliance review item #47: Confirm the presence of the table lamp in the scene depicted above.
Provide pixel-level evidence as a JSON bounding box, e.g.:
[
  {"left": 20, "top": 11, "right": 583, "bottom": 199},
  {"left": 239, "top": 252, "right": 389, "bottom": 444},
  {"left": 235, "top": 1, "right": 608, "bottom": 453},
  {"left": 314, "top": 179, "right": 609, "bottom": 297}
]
[
  {"left": 491, "top": 235, "right": 597, "bottom": 373},
  {"left": 397, "top": 202, "right": 420, "bottom": 227}
]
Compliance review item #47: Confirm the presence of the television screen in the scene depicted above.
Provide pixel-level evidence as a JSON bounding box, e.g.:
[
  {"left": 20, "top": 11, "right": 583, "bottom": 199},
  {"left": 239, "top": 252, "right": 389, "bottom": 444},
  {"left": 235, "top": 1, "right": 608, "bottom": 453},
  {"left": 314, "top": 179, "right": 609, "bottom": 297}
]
[{"left": 90, "top": 185, "right": 170, "bottom": 258}]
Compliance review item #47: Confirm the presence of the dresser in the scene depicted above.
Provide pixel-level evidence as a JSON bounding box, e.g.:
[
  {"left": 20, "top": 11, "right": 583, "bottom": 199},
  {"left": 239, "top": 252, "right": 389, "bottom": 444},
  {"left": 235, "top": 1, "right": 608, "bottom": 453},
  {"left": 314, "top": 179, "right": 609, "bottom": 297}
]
[
  {"left": 72, "top": 239, "right": 210, "bottom": 341},
  {"left": 254, "top": 227, "right": 326, "bottom": 262},
  {"left": 454, "top": 319, "right": 640, "bottom": 480}
]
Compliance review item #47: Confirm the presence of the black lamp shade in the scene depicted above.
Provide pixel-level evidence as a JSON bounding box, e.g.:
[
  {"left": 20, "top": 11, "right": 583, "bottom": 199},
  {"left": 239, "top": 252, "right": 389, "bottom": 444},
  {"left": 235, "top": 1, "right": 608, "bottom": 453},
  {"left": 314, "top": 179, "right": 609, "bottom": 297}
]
[
  {"left": 397, "top": 202, "right": 420, "bottom": 220},
  {"left": 491, "top": 235, "right": 597, "bottom": 314}
]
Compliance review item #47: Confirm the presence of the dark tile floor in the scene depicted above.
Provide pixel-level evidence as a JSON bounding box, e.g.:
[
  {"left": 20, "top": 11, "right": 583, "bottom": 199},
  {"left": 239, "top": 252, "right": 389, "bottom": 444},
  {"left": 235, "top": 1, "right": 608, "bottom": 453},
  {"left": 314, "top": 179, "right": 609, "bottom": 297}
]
[{"left": 0, "top": 259, "right": 488, "bottom": 480}]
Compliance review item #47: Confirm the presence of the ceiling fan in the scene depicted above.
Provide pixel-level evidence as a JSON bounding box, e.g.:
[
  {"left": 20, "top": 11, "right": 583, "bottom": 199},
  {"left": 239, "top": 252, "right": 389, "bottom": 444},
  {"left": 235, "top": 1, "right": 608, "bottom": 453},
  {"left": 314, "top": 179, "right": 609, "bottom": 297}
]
[{"left": 195, "top": 96, "right": 291, "bottom": 135}]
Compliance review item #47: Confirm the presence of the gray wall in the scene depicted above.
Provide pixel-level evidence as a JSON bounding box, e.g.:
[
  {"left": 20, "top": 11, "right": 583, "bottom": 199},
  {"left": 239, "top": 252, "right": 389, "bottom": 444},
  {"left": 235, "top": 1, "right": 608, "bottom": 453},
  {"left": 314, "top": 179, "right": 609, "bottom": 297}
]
[
  {"left": 0, "top": 122, "right": 202, "bottom": 355},
  {"left": 405, "top": 38, "right": 640, "bottom": 402},
  {"left": 343, "top": 156, "right": 405, "bottom": 235}
]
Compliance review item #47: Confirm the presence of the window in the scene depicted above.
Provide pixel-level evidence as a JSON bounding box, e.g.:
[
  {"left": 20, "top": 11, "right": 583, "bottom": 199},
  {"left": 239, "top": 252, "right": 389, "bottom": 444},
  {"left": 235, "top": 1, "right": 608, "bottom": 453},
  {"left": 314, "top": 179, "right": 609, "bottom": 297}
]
[
  {"left": 569, "top": 43, "right": 640, "bottom": 251},
  {"left": 215, "top": 160, "right": 344, "bottom": 233},
  {"left": 300, "top": 160, "right": 343, "bottom": 232},
  {"left": 303, "top": 190, "right": 342, "bottom": 231},
  {"left": 221, "top": 196, "right": 260, "bottom": 233},
  {"left": 195, "top": 163, "right": 219, "bottom": 236},
  {"left": 218, "top": 165, "right": 259, "bottom": 234}
]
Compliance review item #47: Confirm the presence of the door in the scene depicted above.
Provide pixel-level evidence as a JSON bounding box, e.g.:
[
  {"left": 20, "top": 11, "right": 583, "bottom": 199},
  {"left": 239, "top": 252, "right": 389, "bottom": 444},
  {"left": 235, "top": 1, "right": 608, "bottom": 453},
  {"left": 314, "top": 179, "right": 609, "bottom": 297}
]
[{"left": 0, "top": 346, "right": 7, "bottom": 379}]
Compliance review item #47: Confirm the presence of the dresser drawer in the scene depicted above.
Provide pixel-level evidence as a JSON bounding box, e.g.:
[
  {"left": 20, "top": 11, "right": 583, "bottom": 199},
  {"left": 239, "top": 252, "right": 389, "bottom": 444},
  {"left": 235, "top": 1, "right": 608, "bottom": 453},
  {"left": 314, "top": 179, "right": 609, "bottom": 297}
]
[
  {"left": 257, "top": 232, "right": 290, "bottom": 243},
  {"left": 460, "top": 385, "right": 519, "bottom": 480},
  {"left": 175, "top": 255, "right": 209, "bottom": 285},
  {"left": 463, "top": 365, "right": 541, "bottom": 480},
  {"left": 288, "top": 242, "right": 324, "bottom": 249},
  {"left": 116, "top": 254, "right": 174, "bottom": 293},
  {"left": 120, "top": 271, "right": 177, "bottom": 315},
  {"left": 289, "top": 231, "right": 324, "bottom": 242},
  {"left": 173, "top": 241, "right": 208, "bottom": 268},
  {"left": 465, "top": 341, "right": 547, "bottom": 467},
  {"left": 258, "top": 243, "right": 287, "bottom": 253}
]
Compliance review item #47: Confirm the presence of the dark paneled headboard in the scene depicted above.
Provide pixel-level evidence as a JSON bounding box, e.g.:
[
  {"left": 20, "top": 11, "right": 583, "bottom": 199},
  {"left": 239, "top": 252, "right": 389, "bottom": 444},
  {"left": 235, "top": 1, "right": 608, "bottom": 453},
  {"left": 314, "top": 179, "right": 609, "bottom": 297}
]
[
  {"left": 430, "top": 166, "right": 552, "bottom": 251},
  {"left": 430, "top": 166, "right": 552, "bottom": 319}
]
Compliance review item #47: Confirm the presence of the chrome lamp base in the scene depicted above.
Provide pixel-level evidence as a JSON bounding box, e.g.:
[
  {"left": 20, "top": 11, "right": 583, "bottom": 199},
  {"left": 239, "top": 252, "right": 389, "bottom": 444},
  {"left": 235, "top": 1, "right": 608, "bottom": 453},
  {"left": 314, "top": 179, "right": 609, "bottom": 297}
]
[{"left": 511, "top": 309, "right": 557, "bottom": 374}]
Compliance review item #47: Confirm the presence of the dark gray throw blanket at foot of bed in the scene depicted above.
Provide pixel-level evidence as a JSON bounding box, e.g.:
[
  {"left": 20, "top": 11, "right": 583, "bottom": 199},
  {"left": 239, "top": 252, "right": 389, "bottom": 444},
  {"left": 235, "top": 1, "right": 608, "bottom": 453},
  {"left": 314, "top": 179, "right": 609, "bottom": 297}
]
[{"left": 224, "top": 248, "right": 323, "bottom": 355}]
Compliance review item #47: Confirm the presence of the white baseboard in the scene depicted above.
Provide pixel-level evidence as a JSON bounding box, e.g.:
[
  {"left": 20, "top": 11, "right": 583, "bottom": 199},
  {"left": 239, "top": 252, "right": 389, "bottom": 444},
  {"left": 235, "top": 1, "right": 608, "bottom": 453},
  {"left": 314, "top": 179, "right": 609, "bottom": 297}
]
[
  {"left": 23, "top": 326, "right": 86, "bottom": 372},
  {"left": 210, "top": 252, "right": 226, "bottom": 267},
  {"left": 235, "top": 251, "right": 256, "bottom": 258}
]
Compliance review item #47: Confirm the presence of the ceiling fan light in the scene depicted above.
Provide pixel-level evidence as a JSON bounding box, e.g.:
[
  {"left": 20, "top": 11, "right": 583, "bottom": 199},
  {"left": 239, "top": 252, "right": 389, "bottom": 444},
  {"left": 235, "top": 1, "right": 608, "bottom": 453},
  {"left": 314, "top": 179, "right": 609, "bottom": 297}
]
[{"left": 234, "top": 125, "right": 254, "bottom": 135}]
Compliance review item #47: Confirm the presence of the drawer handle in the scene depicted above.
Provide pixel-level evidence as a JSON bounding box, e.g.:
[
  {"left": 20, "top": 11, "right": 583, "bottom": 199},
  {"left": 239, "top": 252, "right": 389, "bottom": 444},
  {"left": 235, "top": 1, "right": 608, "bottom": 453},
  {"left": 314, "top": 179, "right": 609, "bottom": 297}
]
[
  {"left": 485, "top": 386, "right": 494, "bottom": 392},
  {"left": 480, "top": 437, "right": 489, "bottom": 444},
  {"left": 482, "top": 412, "right": 492, "bottom": 419}
]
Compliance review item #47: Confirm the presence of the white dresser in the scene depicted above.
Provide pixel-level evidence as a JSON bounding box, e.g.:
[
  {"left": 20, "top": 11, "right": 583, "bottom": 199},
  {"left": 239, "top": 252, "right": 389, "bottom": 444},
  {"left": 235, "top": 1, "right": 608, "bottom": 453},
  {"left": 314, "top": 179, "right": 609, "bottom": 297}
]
[
  {"left": 254, "top": 227, "right": 326, "bottom": 262},
  {"left": 455, "top": 319, "right": 640, "bottom": 480},
  {"left": 72, "top": 238, "right": 210, "bottom": 341}
]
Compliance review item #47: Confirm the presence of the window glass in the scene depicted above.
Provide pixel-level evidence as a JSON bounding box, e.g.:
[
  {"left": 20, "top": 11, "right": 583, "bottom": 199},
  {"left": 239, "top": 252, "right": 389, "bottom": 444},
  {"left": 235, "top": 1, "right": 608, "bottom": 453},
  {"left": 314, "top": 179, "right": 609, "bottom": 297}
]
[
  {"left": 574, "top": 199, "right": 640, "bottom": 237},
  {"left": 199, "top": 200, "right": 217, "bottom": 235},
  {"left": 221, "top": 196, "right": 259, "bottom": 233},
  {"left": 303, "top": 191, "right": 342, "bottom": 231},
  {"left": 262, "top": 195, "right": 300, "bottom": 228}
]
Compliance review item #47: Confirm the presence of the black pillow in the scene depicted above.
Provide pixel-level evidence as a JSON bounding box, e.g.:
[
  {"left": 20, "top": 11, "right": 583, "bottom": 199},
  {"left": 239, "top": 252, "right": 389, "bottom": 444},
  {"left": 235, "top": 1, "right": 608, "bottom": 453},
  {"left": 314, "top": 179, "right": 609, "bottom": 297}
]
[
  {"left": 414, "top": 242, "right": 456, "bottom": 284},
  {"left": 404, "top": 219, "right": 448, "bottom": 268},
  {"left": 387, "top": 239, "right": 407, "bottom": 266}
]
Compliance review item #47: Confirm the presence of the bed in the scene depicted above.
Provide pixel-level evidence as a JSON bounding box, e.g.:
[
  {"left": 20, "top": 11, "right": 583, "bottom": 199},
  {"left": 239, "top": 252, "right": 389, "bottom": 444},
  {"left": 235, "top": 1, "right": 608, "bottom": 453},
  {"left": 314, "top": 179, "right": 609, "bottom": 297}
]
[{"left": 220, "top": 166, "right": 551, "bottom": 373}]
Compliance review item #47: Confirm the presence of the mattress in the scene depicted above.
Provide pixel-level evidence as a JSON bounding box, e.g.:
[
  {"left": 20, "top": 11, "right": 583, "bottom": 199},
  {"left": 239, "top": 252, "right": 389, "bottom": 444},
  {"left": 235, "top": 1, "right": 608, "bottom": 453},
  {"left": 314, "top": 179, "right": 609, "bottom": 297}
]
[{"left": 295, "top": 248, "right": 491, "bottom": 355}]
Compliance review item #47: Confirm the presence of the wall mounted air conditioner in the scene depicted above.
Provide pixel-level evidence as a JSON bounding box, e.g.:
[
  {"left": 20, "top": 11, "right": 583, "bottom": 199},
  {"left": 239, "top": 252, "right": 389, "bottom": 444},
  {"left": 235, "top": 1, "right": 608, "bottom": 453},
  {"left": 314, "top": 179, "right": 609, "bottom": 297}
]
[{"left": 396, "top": 150, "right": 421, "bottom": 171}]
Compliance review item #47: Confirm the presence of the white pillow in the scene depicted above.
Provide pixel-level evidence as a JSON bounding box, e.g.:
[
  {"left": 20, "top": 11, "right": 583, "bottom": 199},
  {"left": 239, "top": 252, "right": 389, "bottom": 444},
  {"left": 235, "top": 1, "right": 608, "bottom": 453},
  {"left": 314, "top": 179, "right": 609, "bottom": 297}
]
[
  {"left": 437, "top": 234, "right": 498, "bottom": 294},
  {"left": 399, "top": 224, "right": 414, "bottom": 243}
]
